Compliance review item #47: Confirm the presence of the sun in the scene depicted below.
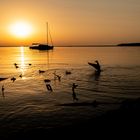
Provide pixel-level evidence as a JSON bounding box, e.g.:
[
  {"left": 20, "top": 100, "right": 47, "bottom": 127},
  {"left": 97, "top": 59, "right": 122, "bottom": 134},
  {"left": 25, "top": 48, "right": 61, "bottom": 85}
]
[{"left": 9, "top": 21, "right": 32, "bottom": 38}]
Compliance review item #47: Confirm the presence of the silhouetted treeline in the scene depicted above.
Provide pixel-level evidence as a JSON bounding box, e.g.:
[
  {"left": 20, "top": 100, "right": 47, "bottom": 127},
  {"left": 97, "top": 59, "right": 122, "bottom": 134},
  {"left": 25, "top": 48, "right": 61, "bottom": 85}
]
[{"left": 117, "top": 43, "right": 140, "bottom": 46}]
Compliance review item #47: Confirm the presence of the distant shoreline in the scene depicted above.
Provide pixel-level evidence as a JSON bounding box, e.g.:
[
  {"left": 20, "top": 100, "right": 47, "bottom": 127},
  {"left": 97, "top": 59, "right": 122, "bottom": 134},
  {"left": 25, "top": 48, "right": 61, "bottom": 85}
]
[{"left": 117, "top": 43, "right": 140, "bottom": 46}]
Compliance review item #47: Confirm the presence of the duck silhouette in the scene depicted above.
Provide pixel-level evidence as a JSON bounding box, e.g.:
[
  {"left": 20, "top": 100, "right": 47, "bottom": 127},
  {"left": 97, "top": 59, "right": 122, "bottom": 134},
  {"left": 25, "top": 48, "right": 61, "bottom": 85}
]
[
  {"left": 11, "top": 77, "right": 16, "bottom": 82},
  {"left": 65, "top": 70, "right": 71, "bottom": 75},
  {"left": 39, "top": 70, "right": 45, "bottom": 73}
]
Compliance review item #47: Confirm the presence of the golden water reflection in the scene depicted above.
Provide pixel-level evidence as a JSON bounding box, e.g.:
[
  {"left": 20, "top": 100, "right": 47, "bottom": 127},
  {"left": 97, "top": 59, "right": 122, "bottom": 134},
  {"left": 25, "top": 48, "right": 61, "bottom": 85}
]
[
  {"left": 0, "top": 46, "right": 140, "bottom": 79},
  {"left": 20, "top": 47, "right": 25, "bottom": 67},
  {"left": 20, "top": 46, "right": 25, "bottom": 75}
]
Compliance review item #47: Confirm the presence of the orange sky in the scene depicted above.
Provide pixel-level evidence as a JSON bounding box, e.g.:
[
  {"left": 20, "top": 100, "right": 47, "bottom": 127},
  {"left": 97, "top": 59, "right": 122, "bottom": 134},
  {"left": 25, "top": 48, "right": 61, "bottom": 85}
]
[{"left": 0, "top": 0, "right": 140, "bottom": 46}]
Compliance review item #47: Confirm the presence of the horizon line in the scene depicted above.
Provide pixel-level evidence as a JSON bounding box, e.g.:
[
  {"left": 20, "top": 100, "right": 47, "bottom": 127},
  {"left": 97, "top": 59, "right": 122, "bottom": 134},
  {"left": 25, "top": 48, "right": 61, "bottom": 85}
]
[
  {"left": 0, "top": 43, "right": 140, "bottom": 47},
  {"left": 0, "top": 44, "right": 117, "bottom": 47}
]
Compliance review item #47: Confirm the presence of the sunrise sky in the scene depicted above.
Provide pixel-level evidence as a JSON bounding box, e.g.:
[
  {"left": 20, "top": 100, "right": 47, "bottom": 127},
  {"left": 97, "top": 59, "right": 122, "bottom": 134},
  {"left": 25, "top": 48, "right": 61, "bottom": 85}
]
[{"left": 0, "top": 0, "right": 140, "bottom": 46}]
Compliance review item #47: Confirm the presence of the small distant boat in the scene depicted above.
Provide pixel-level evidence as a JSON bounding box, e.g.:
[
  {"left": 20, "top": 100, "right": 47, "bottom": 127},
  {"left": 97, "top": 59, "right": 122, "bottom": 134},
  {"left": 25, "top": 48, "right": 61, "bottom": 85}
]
[{"left": 30, "top": 22, "right": 54, "bottom": 50}]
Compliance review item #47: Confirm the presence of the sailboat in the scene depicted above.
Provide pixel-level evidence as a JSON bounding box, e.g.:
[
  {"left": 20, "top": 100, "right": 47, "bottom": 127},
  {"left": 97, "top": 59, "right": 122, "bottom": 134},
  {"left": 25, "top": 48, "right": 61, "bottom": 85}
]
[{"left": 30, "top": 22, "right": 54, "bottom": 50}]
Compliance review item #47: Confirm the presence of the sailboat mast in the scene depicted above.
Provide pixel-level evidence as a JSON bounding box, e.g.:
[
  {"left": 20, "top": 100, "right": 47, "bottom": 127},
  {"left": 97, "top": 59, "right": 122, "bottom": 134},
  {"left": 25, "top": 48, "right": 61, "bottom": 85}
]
[{"left": 46, "top": 22, "right": 48, "bottom": 45}]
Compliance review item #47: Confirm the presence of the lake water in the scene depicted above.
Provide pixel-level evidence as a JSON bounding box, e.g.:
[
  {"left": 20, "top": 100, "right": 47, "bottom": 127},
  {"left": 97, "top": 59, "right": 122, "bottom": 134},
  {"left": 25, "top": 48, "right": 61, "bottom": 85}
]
[{"left": 0, "top": 46, "right": 140, "bottom": 136}]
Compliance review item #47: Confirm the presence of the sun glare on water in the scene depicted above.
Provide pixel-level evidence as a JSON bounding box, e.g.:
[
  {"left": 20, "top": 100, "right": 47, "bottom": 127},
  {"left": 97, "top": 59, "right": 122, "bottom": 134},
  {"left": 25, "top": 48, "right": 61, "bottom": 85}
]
[{"left": 9, "top": 21, "right": 32, "bottom": 38}]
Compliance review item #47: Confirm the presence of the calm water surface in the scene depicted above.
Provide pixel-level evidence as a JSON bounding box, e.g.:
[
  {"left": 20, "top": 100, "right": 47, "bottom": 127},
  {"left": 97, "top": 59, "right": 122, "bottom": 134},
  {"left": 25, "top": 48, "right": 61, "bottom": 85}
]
[{"left": 0, "top": 46, "right": 140, "bottom": 134}]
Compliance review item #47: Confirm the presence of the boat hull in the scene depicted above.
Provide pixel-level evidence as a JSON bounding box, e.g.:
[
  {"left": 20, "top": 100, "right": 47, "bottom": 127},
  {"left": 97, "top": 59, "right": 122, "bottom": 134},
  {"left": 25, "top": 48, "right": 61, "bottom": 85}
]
[{"left": 30, "top": 44, "right": 53, "bottom": 50}]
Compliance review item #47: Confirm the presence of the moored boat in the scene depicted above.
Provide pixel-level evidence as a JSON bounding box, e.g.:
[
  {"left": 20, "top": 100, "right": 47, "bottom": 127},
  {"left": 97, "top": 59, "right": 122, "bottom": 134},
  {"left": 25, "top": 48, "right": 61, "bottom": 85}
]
[
  {"left": 30, "top": 22, "right": 54, "bottom": 50},
  {"left": 30, "top": 43, "right": 53, "bottom": 50}
]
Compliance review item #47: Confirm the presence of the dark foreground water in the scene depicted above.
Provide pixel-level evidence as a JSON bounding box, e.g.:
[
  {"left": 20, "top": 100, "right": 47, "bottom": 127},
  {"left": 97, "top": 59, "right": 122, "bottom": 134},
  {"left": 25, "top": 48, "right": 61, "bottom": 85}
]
[{"left": 0, "top": 46, "right": 140, "bottom": 138}]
